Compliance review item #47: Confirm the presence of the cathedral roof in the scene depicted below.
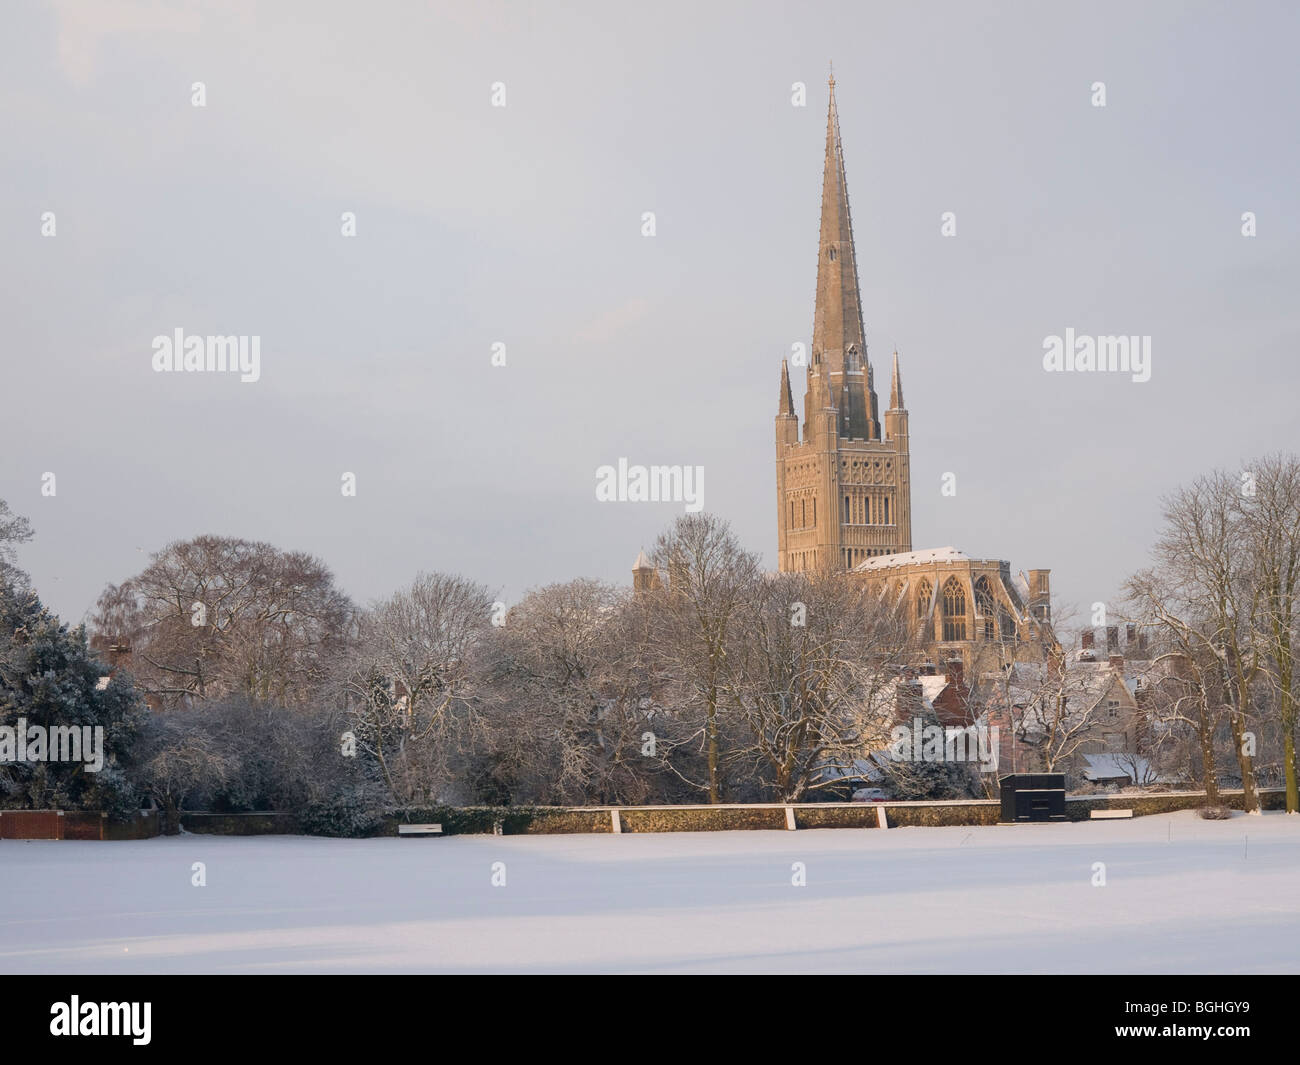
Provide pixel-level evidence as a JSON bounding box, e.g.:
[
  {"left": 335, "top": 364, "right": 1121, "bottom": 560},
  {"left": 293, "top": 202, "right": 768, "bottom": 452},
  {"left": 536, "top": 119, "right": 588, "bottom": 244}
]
[{"left": 851, "top": 546, "right": 969, "bottom": 572}]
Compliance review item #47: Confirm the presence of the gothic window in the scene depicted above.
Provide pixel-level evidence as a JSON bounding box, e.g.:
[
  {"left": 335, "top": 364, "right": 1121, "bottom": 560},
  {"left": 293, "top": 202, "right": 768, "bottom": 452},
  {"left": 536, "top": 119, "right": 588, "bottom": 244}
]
[
  {"left": 916, "top": 579, "right": 932, "bottom": 619},
  {"left": 942, "top": 578, "right": 967, "bottom": 642},
  {"left": 975, "top": 577, "right": 995, "bottom": 640},
  {"left": 828, "top": 247, "right": 837, "bottom": 262},
  {"left": 843, "top": 495, "right": 850, "bottom": 524},
  {"left": 884, "top": 496, "right": 890, "bottom": 525}
]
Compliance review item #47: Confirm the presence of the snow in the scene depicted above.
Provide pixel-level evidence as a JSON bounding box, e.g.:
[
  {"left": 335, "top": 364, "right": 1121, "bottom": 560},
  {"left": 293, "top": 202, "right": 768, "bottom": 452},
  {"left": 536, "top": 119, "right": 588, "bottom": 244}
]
[
  {"left": 852, "top": 546, "right": 969, "bottom": 571},
  {"left": 1, "top": 812, "right": 1297, "bottom": 973},
  {"left": 1082, "top": 753, "right": 1147, "bottom": 783},
  {"left": 918, "top": 675, "right": 949, "bottom": 704}
]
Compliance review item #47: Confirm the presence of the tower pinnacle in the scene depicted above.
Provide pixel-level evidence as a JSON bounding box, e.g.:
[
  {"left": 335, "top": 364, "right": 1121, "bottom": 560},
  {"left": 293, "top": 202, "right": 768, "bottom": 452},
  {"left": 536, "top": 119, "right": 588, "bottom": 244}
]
[
  {"left": 890, "top": 349, "right": 904, "bottom": 410},
  {"left": 778, "top": 358, "right": 795, "bottom": 416}
]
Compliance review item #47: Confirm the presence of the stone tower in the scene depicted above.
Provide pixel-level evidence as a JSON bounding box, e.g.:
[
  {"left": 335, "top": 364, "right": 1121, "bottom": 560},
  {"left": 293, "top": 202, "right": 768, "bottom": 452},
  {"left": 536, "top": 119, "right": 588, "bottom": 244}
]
[
  {"left": 776, "top": 73, "right": 912, "bottom": 573},
  {"left": 632, "top": 549, "right": 661, "bottom": 592}
]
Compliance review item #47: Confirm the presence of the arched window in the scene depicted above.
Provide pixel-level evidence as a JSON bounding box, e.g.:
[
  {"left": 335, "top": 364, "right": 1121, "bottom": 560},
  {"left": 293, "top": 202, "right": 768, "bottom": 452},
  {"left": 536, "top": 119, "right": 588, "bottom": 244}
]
[
  {"left": 916, "top": 579, "right": 932, "bottom": 619},
  {"left": 975, "top": 577, "right": 995, "bottom": 640},
  {"left": 942, "top": 578, "right": 967, "bottom": 642},
  {"left": 884, "top": 496, "right": 890, "bottom": 525}
]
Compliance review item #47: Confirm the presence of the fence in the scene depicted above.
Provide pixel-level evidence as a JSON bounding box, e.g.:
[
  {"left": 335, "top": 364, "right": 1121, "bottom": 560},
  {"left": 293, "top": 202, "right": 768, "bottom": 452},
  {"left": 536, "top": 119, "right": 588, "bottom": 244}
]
[
  {"left": 0, "top": 810, "right": 156, "bottom": 840},
  {"left": 0, "top": 790, "right": 1286, "bottom": 839}
]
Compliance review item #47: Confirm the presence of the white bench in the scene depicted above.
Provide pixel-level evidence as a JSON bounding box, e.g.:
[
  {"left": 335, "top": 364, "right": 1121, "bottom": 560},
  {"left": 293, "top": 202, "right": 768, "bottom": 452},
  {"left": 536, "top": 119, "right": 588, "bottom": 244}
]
[
  {"left": 1089, "top": 809, "right": 1133, "bottom": 820},
  {"left": 397, "top": 823, "right": 443, "bottom": 836}
]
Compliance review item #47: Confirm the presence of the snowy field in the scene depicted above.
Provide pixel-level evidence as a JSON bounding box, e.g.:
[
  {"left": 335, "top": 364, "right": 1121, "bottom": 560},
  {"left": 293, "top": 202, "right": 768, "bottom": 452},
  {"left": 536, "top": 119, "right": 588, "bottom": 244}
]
[{"left": 1, "top": 810, "right": 1297, "bottom": 974}]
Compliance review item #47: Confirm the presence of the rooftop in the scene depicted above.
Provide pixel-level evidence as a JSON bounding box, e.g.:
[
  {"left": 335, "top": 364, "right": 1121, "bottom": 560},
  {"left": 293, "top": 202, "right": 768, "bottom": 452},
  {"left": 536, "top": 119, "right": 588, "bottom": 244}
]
[{"left": 852, "top": 546, "right": 971, "bottom": 572}]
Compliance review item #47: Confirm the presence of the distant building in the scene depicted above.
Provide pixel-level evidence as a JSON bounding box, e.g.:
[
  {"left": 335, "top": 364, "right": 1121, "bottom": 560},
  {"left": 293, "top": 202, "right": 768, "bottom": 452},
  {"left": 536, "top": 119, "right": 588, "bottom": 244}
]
[{"left": 981, "top": 641, "right": 1149, "bottom": 781}]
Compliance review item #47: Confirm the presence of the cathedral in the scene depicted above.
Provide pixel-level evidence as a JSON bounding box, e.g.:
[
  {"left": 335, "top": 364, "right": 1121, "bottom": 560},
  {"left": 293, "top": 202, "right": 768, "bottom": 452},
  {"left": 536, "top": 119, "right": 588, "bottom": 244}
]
[
  {"left": 774, "top": 76, "right": 1055, "bottom": 668},
  {"left": 632, "top": 75, "right": 1056, "bottom": 672},
  {"left": 775, "top": 73, "right": 912, "bottom": 573}
]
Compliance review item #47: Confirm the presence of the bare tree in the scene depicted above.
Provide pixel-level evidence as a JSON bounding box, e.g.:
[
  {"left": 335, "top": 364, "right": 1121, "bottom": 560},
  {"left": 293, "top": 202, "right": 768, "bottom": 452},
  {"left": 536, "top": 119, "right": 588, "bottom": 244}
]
[
  {"left": 1001, "top": 652, "right": 1121, "bottom": 775},
  {"left": 339, "top": 572, "right": 494, "bottom": 805},
  {"left": 647, "top": 514, "right": 761, "bottom": 803},
  {"left": 481, "top": 579, "right": 671, "bottom": 804},
  {"left": 1240, "top": 454, "right": 1300, "bottom": 811},
  {"left": 1125, "top": 569, "right": 1224, "bottom": 805},
  {"left": 1140, "top": 471, "right": 1261, "bottom": 810},
  {"left": 135, "top": 711, "right": 236, "bottom": 833},
  {"left": 91, "top": 535, "right": 354, "bottom": 709},
  {"left": 721, "top": 570, "right": 911, "bottom": 801}
]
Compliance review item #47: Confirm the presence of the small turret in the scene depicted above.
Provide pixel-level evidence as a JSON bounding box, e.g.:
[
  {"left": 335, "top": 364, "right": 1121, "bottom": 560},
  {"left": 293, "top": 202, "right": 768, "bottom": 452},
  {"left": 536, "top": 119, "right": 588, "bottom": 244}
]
[{"left": 632, "top": 549, "right": 661, "bottom": 592}]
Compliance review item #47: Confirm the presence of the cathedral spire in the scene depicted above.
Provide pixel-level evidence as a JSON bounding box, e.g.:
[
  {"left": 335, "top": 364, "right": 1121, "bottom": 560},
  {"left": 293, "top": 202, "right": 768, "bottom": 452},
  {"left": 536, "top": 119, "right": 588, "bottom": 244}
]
[
  {"left": 890, "top": 349, "right": 904, "bottom": 409},
  {"left": 809, "top": 72, "right": 876, "bottom": 439}
]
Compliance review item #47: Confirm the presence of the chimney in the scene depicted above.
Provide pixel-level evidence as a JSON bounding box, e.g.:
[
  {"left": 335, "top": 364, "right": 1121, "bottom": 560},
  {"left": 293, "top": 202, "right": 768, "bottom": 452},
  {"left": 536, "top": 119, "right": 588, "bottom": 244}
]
[
  {"left": 895, "top": 680, "right": 924, "bottom": 723},
  {"left": 1082, "top": 630, "right": 1095, "bottom": 650},
  {"left": 945, "top": 657, "right": 965, "bottom": 691},
  {"left": 1109, "top": 654, "right": 1125, "bottom": 673}
]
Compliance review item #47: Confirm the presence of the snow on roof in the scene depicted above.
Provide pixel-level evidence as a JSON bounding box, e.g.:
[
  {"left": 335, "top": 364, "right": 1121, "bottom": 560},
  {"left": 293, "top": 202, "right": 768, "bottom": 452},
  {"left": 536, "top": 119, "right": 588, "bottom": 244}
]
[
  {"left": 1082, "top": 753, "right": 1150, "bottom": 783},
  {"left": 852, "top": 546, "right": 970, "bottom": 572},
  {"left": 918, "top": 675, "right": 949, "bottom": 704},
  {"left": 1013, "top": 572, "right": 1031, "bottom": 601}
]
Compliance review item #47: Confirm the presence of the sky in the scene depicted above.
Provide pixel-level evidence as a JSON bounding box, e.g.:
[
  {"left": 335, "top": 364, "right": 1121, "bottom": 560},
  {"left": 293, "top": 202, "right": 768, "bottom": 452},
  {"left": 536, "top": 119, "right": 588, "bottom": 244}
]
[{"left": 1, "top": 0, "right": 1297, "bottom": 626}]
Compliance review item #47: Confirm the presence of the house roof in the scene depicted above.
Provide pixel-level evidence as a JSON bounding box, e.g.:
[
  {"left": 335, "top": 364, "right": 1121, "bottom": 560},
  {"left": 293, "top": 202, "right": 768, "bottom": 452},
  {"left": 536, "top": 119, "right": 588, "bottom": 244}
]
[
  {"left": 1081, "top": 753, "right": 1160, "bottom": 784},
  {"left": 918, "top": 675, "right": 949, "bottom": 704}
]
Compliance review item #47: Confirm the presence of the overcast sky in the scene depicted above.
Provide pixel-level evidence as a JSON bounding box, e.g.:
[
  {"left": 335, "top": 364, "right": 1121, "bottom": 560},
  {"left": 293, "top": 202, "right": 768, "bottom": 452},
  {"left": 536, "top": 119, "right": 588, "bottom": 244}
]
[{"left": 2, "top": 0, "right": 1297, "bottom": 626}]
